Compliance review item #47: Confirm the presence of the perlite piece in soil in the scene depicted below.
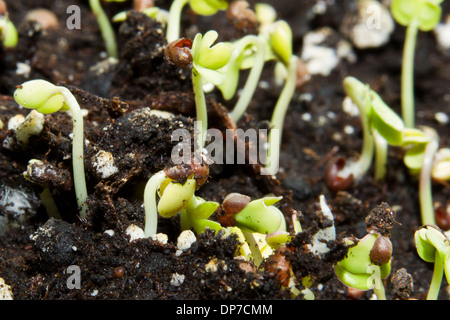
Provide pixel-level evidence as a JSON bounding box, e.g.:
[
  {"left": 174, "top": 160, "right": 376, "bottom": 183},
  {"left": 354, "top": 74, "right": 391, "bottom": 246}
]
[{"left": 0, "top": 278, "right": 13, "bottom": 300}]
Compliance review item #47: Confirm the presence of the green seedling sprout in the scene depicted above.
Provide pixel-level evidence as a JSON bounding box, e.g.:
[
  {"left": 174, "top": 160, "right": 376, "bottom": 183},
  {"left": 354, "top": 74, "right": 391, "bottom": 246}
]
[
  {"left": 218, "top": 193, "right": 287, "bottom": 266},
  {"left": 415, "top": 225, "right": 450, "bottom": 299},
  {"left": 335, "top": 232, "right": 393, "bottom": 300},
  {"left": 165, "top": 31, "right": 231, "bottom": 150},
  {"left": 89, "top": 0, "right": 126, "bottom": 59},
  {"left": 143, "top": 162, "right": 210, "bottom": 237},
  {"left": 143, "top": 170, "right": 197, "bottom": 237},
  {"left": 264, "top": 20, "right": 298, "bottom": 175},
  {"left": 192, "top": 31, "right": 231, "bottom": 149},
  {"left": 390, "top": 0, "right": 445, "bottom": 128},
  {"left": 326, "top": 77, "right": 405, "bottom": 191},
  {"left": 0, "top": 14, "right": 18, "bottom": 48},
  {"left": 13, "top": 80, "right": 88, "bottom": 218},
  {"left": 217, "top": 35, "right": 266, "bottom": 123},
  {"left": 166, "top": 0, "right": 228, "bottom": 43}
]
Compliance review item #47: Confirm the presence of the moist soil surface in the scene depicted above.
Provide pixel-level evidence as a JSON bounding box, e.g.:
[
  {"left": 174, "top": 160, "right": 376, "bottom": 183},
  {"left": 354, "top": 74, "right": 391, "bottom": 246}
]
[{"left": 0, "top": 0, "right": 449, "bottom": 300}]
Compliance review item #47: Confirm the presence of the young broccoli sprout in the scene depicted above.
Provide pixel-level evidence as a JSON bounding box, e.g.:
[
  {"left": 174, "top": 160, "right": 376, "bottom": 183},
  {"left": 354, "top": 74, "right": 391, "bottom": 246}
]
[
  {"left": 218, "top": 193, "right": 287, "bottom": 266},
  {"left": 263, "top": 20, "right": 299, "bottom": 175},
  {"left": 166, "top": 0, "right": 228, "bottom": 43},
  {"left": 89, "top": 0, "right": 126, "bottom": 59},
  {"left": 335, "top": 232, "right": 393, "bottom": 300},
  {"left": 325, "top": 76, "right": 405, "bottom": 191},
  {"left": 390, "top": 0, "right": 445, "bottom": 128},
  {"left": 415, "top": 225, "right": 450, "bottom": 300},
  {"left": 143, "top": 163, "right": 210, "bottom": 237},
  {"left": 165, "top": 31, "right": 231, "bottom": 150},
  {"left": 13, "top": 80, "right": 88, "bottom": 218}
]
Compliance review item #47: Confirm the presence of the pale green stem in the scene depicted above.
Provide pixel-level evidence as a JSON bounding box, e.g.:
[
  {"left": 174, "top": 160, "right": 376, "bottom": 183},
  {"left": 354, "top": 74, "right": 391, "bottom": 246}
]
[
  {"left": 373, "top": 129, "right": 388, "bottom": 181},
  {"left": 59, "top": 87, "right": 89, "bottom": 218},
  {"left": 265, "top": 55, "right": 297, "bottom": 175},
  {"left": 341, "top": 83, "right": 374, "bottom": 181},
  {"left": 192, "top": 70, "right": 208, "bottom": 151},
  {"left": 143, "top": 170, "right": 167, "bottom": 237},
  {"left": 373, "top": 280, "right": 387, "bottom": 300},
  {"left": 166, "top": 0, "right": 190, "bottom": 43},
  {"left": 89, "top": 0, "right": 118, "bottom": 58},
  {"left": 419, "top": 129, "right": 439, "bottom": 226},
  {"left": 401, "top": 19, "right": 419, "bottom": 129},
  {"left": 427, "top": 250, "right": 444, "bottom": 300},
  {"left": 242, "top": 230, "right": 263, "bottom": 267},
  {"left": 230, "top": 36, "right": 266, "bottom": 123}
]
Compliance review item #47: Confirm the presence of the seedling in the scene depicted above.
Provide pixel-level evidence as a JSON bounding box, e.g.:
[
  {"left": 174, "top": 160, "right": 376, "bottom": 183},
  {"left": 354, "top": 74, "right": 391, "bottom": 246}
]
[
  {"left": 335, "top": 232, "right": 393, "bottom": 300},
  {"left": 218, "top": 192, "right": 287, "bottom": 266},
  {"left": 415, "top": 225, "right": 450, "bottom": 299},
  {"left": 262, "top": 19, "right": 299, "bottom": 175},
  {"left": 13, "top": 80, "right": 88, "bottom": 218},
  {"left": 390, "top": 0, "right": 445, "bottom": 128},
  {"left": 0, "top": 4, "right": 18, "bottom": 48},
  {"left": 89, "top": 0, "right": 126, "bottom": 59},
  {"left": 166, "top": 0, "right": 228, "bottom": 43},
  {"left": 143, "top": 163, "right": 210, "bottom": 237},
  {"left": 217, "top": 34, "right": 266, "bottom": 123},
  {"left": 165, "top": 31, "right": 231, "bottom": 150},
  {"left": 325, "top": 77, "right": 405, "bottom": 191}
]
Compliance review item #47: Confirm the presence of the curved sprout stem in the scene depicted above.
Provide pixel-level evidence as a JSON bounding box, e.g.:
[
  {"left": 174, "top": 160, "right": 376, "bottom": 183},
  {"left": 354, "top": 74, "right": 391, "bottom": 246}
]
[
  {"left": 419, "top": 128, "right": 439, "bottom": 226},
  {"left": 427, "top": 250, "right": 444, "bottom": 300},
  {"left": 89, "top": 0, "right": 119, "bottom": 59},
  {"left": 58, "top": 87, "right": 89, "bottom": 218},
  {"left": 166, "top": 0, "right": 190, "bottom": 43},
  {"left": 264, "top": 55, "right": 297, "bottom": 175},
  {"left": 230, "top": 36, "right": 266, "bottom": 123},
  {"left": 143, "top": 170, "right": 167, "bottom": 237},
  {"left": 340, "top": 80, "right": 375, "bottom": 181},
  {"left": 401, "top": 19, "right": 419, "bottom": 128}
]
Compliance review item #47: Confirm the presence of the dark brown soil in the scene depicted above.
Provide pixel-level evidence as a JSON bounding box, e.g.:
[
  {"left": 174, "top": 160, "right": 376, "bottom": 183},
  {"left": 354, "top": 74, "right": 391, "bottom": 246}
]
[{"left": 0, "top": 0, "right": 449, "bottom": 301}]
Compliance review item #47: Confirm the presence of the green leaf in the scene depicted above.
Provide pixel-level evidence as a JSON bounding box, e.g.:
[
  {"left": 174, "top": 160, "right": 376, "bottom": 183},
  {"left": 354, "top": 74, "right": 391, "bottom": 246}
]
[
  {"left": 195, "top": 31, "right": 231, "bottom": 70},
  {"left": 14, "top": 80, "right": 68, "bottom": 114},
  {"left": 2, "top": 18, "right": 18, "bottom": 48},
  {"left": 192, "top": 219, "right": 222, "bottom": 234},
  {"left": 157, "top": 179, "right": 196, "bottom": 218},
  {"left": 369, "top": 91, "right": 404, "bottom": 146},
  {"left": 265, "top": 231, "right": 293, "bottom": 249},
  {"left": 414, "top": 227, "right": 448, "bottom": 263},
  {"left": 338, "top": 233, "right": 377, "bottom": 275},
  {"left": 391, "top": 0, "right": 442, "bottom": 31},
  {"left": 404, "top": 143, "right": 426, "bottom": 175},
  {"left": 233, "top": 196, "right": 286, "bottom": 234},
  {"left": 335, "top": 264, "right": 373, "bottom": 291},
  {"left": 380, "top": 260, "right": 392, "bottom": 279},
  {"left": 255, "top": 3, "right": 277, "bottom": 26},
  {"left": 269, "top": 20, "right": 293, "bottom": 66},
  {"left": 189, "top": 0, "right": 228, "bottom": 16},
  {"left": 193, "top": 199, "right": 220, "bottom": 220}
]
